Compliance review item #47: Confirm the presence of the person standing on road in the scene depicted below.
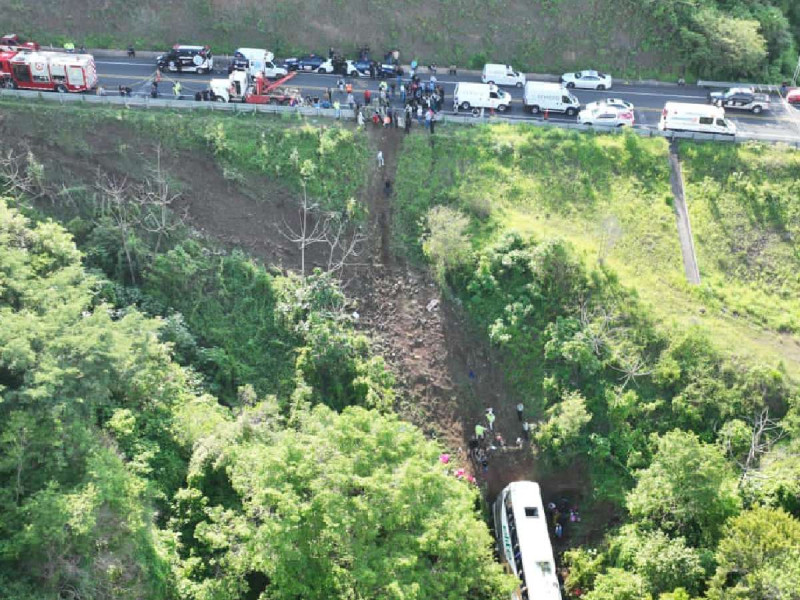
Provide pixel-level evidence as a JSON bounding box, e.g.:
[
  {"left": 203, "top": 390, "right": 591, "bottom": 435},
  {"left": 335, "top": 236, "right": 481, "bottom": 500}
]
[
  {"left": 400, "top": 83, "right": 406, "bottom": 103},
  {"left": 390, "top": 81, "right": 396, "bottom": 99},
  {"left": 475, "top": 423, "right": 486, "bottom": 440},
  {"left": 416, "top": 104, "right": 423, "bottom": 125},
  {"left": 357, "top": 109, "right": 365, "bottom": 128},
  {"left": 364, "top": 88, "right": 371, "bottom": 106},
  {"left": 150, "top": 81, "right": 158, "bottom": 98},
  {"left": 347, "top": 92, "right": 355, "bottom": 109},
  {"left": 429, "top": 113, "right": 435, "bottom": 135},
  {"left": 522, "top": 421, "right": 530, "bottom": 440},
  {"left": 345, "top": 81, "right": 353, "bottom": 96},
  {"left": 516, "top": 403, "right": 524, "bottom": 421},
  {"left": 337, "top": 78, "right": 345, "bottom": 95},
  {"left": 333, "top": 99, "right": 341, "bottom": 119},
  {"left": 172, "top": 81, "right": 182, "bottom": 98},
  {"left": 376, "top": 150, "right": 384, "bottom": 167}
]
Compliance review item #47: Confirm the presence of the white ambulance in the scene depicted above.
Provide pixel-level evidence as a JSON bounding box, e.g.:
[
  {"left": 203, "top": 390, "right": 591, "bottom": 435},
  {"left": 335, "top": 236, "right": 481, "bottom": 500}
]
[{"left": 659, "top": 102, "right": 736, "bottom": 135}]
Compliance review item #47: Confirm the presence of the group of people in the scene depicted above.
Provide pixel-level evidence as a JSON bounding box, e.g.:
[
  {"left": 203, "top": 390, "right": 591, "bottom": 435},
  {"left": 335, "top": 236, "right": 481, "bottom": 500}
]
[{"left": 546, "top": 499, "right": 581, "bottom": 540}]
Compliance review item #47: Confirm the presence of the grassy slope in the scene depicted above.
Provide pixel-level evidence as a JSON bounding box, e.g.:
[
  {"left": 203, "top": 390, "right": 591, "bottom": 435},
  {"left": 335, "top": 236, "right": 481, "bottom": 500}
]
[
  {"left": 394, "top": 124, "right": 800, "bottom": 376},
  {"left": 7, "top": 0, "right": 675, "bottom": 78}
]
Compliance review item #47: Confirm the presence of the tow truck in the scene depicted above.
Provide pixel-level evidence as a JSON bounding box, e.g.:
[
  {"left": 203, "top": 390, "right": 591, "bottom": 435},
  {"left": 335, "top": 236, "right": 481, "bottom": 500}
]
[
  {"left": 708, "top": 87, "right": 770, "bottom": 114},
  {"left": 209, "top": 71, "right": 300, "bottom": 105}
]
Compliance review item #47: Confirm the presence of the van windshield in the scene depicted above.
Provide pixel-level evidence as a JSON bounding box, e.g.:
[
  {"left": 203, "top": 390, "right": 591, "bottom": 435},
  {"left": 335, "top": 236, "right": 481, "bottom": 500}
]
[{"left": 716, "top": 119, "right": 727, "bottom": 127}]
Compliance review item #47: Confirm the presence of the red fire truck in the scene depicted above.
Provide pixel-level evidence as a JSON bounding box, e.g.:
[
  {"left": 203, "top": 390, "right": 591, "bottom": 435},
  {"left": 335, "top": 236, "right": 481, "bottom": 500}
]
[
  {"left": 0, "top": 50, "right": 97, "bottom": 93},
  {"left": 0, "top": 34, "right": 39, "bottom": 51}
]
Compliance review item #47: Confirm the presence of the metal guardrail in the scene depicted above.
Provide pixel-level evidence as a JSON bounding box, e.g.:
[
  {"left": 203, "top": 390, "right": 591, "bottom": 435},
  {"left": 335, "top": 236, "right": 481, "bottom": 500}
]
[{"left": 1, "top": 88, "right": 799, "bottom": 148}]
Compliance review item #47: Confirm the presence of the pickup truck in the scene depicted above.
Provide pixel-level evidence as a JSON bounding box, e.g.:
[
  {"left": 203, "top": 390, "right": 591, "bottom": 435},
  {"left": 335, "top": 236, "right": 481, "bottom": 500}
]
[{"left": 708, "top": 87, "right": 770, "bottom": 114}]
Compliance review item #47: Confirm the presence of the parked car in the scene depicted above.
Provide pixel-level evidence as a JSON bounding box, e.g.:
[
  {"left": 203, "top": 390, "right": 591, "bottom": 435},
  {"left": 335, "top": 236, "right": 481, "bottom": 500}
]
[
  {"left": 453, "top": 82, "right": 512, "bottom": 113},
  {"left": 284, "top": 54, "right": 325, "bottom": 72},
  {"left": 708, "top": 87, "right": 769, "bottom": 114},
  {"left": 229, "top": 48, "right": 287, "bottom": 79},
  {"left": 316, "top": 58, "right": 361, "bottom": 76},
  {"left": 157, "top": 45, "right": 213, "bottom": 74},
  {"left": 584, "top": 97, "right": 634, "bottom": 112},
  {"left": 481, "top": 63, "right": 525, "bottom": 87},
  {"left": 578, "top": 105, "right": 634, "bottom": 127},
  {"left": 787, "top": 89, "right": 800, "bottom": 105},
  {"left": 561, "top": 70, "right": 613, "bottom": 90},
  {"left": 659, "top": 102, "right": 736, "bottom": 136},
  {"left": 522, "top": 81, "right": 581, "bottom": 116}
]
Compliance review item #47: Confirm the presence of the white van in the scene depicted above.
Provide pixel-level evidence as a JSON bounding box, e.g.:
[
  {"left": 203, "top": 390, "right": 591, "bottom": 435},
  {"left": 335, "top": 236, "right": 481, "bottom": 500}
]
[
  {"left": 454, "top": 82, "right": 512, "bottom": 113},
  {"left": 659, "top": 102, "right": 736, "bottom": 136},
  {"left": 482, "top": 63, "right": 526, "bottom": 87},
  {"left": 232, "top": 48, "right": 287, "bottom": 79},
  {"left": 522, "top": 81, "right": 581, "bottom": 116}
]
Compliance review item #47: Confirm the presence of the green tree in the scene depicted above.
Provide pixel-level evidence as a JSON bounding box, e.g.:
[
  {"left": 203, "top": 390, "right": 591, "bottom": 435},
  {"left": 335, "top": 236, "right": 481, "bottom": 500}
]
[
  {"left": 584, "top": 567, "right": 651, "bottom": 600},
  {"left": 176, "top": 403, "right": 516, "bottom": 600},
  {"left": 534, "top": 389, "right": 592, "bottom": 462},
  {"left": 607, "top": 525, "right": 705, "bottom": 596},
  {"left": 626, "top": 430, "right": 741, "bottom": 546},
  {"left": 0, "top": 198, "right": 188, "bottom": 598},
  {"left": 422, "top": 205, "right": 472, "bottom": 283},
  {"left": 707, "top": 506, "right": 800, "bottom": 600}
]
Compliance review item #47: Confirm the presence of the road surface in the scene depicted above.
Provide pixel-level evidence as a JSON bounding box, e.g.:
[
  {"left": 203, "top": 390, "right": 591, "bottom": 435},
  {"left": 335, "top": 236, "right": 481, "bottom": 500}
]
[{"left": 93, "top": 57, "right": 800, "bottom": 141}]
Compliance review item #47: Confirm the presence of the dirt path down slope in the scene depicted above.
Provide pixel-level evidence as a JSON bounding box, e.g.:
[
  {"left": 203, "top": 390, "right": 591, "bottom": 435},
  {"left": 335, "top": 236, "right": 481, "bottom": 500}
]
[{"left": 351, "top": 126, "right": 538, "bottom": 498}]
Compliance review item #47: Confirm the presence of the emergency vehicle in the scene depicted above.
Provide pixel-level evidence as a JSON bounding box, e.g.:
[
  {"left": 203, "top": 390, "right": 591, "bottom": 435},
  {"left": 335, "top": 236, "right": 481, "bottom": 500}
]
[
  {"left": 208, "top": 71, "right": 300, "bottom": 105},
  {"left": 0, "top": 50, "right": 97, "bottom": 92},
  {"left": 0, "top": 34, "right": 39, "bottom": 51}
]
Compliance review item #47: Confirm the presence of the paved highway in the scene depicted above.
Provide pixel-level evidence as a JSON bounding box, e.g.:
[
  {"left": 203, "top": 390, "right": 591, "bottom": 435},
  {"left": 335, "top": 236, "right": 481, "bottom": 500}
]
[{"left": 93, "top": 57, "right": 800, "bottom": 140}]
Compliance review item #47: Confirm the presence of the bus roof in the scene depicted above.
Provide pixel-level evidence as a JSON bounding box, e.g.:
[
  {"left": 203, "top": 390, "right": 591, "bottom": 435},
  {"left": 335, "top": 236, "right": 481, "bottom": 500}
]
[{"left": 499, "top": 481, "right": 561, "bottom": 600}]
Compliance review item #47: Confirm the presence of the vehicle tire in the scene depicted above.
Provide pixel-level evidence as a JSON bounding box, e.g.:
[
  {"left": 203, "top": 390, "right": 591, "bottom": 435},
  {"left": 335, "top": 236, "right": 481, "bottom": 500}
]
[
  {"left": 216, "top": 96, "right": 226, "bottom": 103},
  {"left": 497, "top": 104, "right": 508, "bottom": 112},
  {"left": 516, "top": 82, "right": 523, "bottom": 88},
  {"left": 565, "top": 107, "right": 577, "bottom": 116},
  {"left": 583, "top": 122, "right": 592, "bottom": 126},
  {"left": 471, "top": 108, "right": 481, "bottom": 118},
  {"left": 196, "top": 67, "right": 205, "bottom": 75},
  {"left": 460, "top": 101, "right": 471, "bottom": 110},
  {"left": 597, "top": 84, "right": 606, "bottom": 91},
  {"left": 269, "top": 98, "right": 279, "bottom": 105},
  {"left": 530, "top": 105, "right": 540, "bottom": 114},
  {"left": 752, "top": 105, "right": 762, "bottom": 114},
  {"left": 487, "top": 80, "right": 495, "bottom": 85},
  {"left": 56, "top": 84, "right": 68, "bottom": 93},
  {"left": 566, "top": 82, "right": 575, "bottom": 89}
]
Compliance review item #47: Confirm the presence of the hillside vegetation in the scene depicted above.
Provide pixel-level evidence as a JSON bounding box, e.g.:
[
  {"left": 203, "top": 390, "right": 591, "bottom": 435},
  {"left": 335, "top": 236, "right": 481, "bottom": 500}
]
[
  {"left": 0, "top": 105, "right": 516, "bottom": 599},
  {"left": 394, "top": 123, "right": 800, "bottom": 597},
  {"left": 3, "top": 0, "right": 799, "bottom": 79}
]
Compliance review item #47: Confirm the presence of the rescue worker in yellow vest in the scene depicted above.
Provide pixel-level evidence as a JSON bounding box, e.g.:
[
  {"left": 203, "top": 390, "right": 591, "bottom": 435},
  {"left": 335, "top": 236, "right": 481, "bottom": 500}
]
[
  {"left": 63, "top": 41, "right": 75, "bottom": 53},
  {"left": 173, "top": 81, "right": 182, "bottom": 98}
]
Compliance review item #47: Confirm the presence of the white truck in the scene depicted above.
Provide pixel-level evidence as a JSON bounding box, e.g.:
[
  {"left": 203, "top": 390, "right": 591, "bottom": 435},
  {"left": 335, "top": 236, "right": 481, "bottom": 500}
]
[
  {"left": 230, "top": 48, "right": 287, "bottom": 80},
  {"left": 522, "top": 81, "right": 580, "bottom": 116},
  {"left": 659, "top": 102, "right": 736, "bottom": 135},
  {"left": 453, "top": 82, "right": 512, "bottom": 113},
  {"left": 481, "top": 63, "right": 525, "bottom": 87}
]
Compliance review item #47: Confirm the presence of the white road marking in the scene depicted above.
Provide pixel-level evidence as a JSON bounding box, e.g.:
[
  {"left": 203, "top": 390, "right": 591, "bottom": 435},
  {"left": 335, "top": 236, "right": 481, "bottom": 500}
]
[{"left": 95, "top": 61, "right": 157, "bottom": 67}]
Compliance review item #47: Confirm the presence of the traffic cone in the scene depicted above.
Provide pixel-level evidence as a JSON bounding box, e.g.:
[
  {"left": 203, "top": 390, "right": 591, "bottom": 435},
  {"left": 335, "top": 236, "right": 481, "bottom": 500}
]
[{"left": 544, "top": 108, "right": 549, "bottom": 120}]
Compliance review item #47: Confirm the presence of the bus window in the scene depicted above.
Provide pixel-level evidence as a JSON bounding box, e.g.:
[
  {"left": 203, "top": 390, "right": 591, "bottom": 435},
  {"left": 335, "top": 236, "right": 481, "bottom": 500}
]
[
  {"left": 524, "top": 507, "right": 539, "bottom": 517},
  {"left": 699, "top": 116, "right": 713, "bottom": 125}
]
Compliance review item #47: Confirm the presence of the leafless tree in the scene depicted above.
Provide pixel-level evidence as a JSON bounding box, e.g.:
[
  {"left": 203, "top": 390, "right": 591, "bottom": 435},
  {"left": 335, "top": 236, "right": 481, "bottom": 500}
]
[
  {"left": 137, "top": 145, "right": 186, "bottom": 254},
  {"left": 323, "top": 214, "right": 368, "bottom": 281},
  {"left": 736, "top": 407, "right": 786, "bottom": 487},
  {"left": 280, "top": 179, "right": 330, "bottom": 277},
  {"left": 0, "top": 150, "right": 45, "bottom": 200},
  {"left": 95, "top": 173, "right": 140, "bottom": 285}
]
